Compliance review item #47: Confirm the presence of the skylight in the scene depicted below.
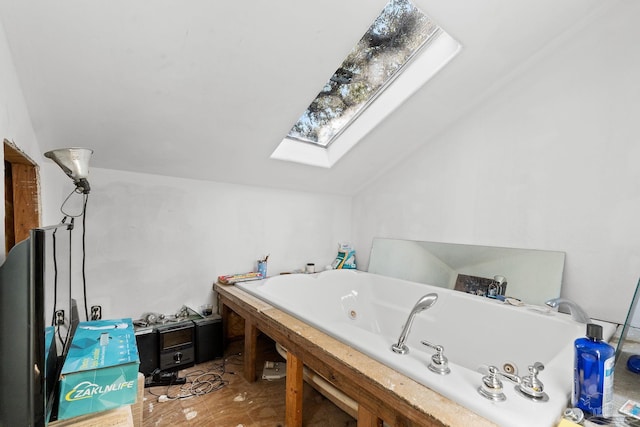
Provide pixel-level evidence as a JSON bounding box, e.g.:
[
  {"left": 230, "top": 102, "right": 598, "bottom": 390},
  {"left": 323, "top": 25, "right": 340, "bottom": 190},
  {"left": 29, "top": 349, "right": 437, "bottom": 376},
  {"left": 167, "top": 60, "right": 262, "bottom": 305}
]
[{"left": 271, "top": 0, "right": 461, "bottom": 168}]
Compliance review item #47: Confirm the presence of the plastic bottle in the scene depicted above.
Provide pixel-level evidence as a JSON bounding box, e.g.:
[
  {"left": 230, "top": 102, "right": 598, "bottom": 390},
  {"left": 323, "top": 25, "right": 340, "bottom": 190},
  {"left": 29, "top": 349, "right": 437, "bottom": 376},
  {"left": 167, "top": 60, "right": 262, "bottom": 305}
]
[{"left": 573, "top": 323, "right": 615, "bottom": 416}]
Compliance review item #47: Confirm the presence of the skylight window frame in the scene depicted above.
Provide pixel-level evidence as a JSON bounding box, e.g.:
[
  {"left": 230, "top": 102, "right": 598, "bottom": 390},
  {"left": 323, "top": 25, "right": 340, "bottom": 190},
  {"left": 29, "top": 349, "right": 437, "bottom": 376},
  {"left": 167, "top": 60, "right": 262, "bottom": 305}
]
[
  {"left": 287, "top": 27, "right": 443, "bottom": 150},
  {"left": 271, "top": 11, "right": 461, "bottom": 168}
]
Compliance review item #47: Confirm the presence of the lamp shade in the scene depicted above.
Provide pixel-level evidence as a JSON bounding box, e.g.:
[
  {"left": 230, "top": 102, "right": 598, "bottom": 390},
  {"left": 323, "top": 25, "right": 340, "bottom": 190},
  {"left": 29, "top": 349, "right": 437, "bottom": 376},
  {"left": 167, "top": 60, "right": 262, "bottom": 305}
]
[
  {"left": 44, "top": 148, "right": 93, "bottom": 193},
  {"left": 44, "top": 148, "right": 92, "bottom": 180}
]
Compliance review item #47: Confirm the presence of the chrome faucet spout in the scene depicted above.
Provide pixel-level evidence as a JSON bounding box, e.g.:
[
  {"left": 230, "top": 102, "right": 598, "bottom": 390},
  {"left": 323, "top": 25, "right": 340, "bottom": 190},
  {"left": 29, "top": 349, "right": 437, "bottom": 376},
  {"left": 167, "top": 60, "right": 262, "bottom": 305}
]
[
  {"left": 544, "top": 298, "right": 590, "bottom": 323},
  {"left": 391, "top": 293, "right": 438, "bottom": 354}
]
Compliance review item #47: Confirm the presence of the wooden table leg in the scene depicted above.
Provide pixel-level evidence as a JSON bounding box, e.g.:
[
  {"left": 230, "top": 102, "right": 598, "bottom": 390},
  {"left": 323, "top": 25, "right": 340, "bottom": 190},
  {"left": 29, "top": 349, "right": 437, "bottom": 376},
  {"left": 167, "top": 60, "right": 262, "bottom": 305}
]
[
  {"left": 285, "top": 351, "right": 303, "bottom": 427},
  {"left": 357, "top": 404, "right": 383, "bottom": 427},
  {"left": 244, "top": 319, "right": 258, "bottom": 382}
]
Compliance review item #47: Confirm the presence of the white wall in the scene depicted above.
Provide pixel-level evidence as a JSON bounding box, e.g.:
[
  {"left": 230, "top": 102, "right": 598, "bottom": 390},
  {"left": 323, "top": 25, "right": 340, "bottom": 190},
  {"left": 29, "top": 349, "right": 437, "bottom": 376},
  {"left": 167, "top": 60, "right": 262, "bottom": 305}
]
[
  {"left": 57, "top": 168, "right": 351, "bottom": 319},
  {"left": 352, "top": 1, "right": 640, "bottom": 324},
  {"left": 0, "top": 17, "right": 47, "bottom": 261},
  {"left": 2, "top": 13, "right": 352, "bottom": 321},
  {"left": 3, "top": 3, "right": 638, "bottom": 326}
]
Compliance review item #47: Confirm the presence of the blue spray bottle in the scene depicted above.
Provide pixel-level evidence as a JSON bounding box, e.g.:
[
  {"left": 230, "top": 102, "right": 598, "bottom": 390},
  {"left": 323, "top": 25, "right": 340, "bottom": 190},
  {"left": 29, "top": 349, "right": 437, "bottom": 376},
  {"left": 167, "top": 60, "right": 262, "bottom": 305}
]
[{"left": 573, "top": 323, "right": 615, "bottom": 416}]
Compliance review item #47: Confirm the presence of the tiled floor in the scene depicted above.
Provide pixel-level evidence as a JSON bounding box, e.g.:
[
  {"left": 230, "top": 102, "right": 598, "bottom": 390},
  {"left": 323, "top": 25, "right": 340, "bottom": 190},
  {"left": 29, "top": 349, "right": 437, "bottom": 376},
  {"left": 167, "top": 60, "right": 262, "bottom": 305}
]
[{"left": 142, "top": 335, "right": 356, "bottom": 426}]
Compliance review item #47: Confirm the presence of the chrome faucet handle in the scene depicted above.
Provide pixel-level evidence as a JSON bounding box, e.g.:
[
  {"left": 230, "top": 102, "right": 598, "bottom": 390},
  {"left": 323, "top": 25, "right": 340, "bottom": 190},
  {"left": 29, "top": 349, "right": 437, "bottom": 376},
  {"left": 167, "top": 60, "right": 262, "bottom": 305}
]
[
  {"left": 421, "top": 340, "right": 451, "bottom": 375},
  {"left": 515, "top": 362, "right": 549, "bottom": 402},
  {"left": 478, "top": 366, "right": 520, "bottom": 401}
]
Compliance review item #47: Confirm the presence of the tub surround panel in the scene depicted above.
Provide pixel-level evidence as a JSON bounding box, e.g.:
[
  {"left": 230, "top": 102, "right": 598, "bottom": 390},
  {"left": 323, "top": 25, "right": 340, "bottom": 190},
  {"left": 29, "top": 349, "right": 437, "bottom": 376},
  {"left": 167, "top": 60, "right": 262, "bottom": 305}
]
[{"left": 216, "top": 283, "right": 496, "bottom": 427}]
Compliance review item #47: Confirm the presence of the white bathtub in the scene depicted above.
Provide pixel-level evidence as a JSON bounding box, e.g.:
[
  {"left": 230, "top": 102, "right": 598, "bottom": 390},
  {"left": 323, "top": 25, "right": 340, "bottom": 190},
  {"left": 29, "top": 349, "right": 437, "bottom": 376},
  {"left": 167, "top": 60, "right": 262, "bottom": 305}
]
[{"left": 235, "top": 269, "right": 614, "bottom": 427}]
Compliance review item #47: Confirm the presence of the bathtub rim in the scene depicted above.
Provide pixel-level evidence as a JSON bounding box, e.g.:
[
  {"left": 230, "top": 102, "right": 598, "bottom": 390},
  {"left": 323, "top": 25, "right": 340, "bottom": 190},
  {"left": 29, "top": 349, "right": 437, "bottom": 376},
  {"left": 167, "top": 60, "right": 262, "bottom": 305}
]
[
  {"left": 216, "top": 281, "right": 498, "bottom": 427},
  {"left": 231, "top": 269, "right": 616, "bottom": 427}
]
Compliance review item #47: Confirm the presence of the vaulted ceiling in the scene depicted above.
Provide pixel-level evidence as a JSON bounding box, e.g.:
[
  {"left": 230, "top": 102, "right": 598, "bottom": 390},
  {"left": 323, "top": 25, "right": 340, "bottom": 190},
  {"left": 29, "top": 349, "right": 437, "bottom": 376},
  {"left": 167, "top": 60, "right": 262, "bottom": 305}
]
[{"left": 0, "top": 0, "right": 605, "bottom": 195}]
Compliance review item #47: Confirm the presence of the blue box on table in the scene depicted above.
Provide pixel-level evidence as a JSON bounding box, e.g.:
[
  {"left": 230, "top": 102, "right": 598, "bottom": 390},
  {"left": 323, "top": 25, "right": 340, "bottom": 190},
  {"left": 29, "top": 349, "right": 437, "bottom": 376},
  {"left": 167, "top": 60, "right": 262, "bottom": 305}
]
[{"left": 57, "top": 318, "right": 139, "bottom": 421}]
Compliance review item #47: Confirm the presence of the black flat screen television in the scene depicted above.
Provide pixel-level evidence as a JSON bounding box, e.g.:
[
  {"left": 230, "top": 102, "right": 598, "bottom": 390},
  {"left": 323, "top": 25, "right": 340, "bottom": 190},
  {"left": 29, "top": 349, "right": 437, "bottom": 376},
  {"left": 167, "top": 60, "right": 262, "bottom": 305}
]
[{"left": 0, "top": 223, "right": 78, "bottom": 426}]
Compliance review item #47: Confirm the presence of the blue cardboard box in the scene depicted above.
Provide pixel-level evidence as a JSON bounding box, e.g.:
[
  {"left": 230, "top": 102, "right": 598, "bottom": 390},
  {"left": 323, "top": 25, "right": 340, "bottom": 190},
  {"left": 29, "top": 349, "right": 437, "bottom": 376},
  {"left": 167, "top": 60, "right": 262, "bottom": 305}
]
[
  {"left": 44, "top": 326, "right": 57, "bottom": 423},
  {"left": 57, "top": 318, "right": 140, "bottom": 421}
]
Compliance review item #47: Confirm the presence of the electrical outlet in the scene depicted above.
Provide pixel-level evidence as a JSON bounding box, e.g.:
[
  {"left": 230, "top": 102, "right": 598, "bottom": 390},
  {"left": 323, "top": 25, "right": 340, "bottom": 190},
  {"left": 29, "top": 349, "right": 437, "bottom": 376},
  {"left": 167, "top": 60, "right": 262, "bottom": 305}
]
[
  {"left": 55, "top": 310, "right": 65, "bottom": 325},
  {"left": 91, "top": 305, "right": 102, "bottom": 320}
]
